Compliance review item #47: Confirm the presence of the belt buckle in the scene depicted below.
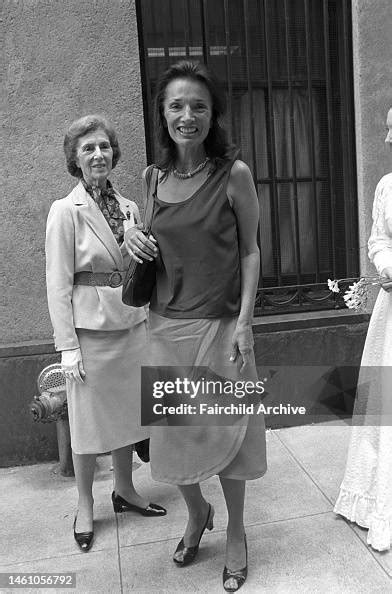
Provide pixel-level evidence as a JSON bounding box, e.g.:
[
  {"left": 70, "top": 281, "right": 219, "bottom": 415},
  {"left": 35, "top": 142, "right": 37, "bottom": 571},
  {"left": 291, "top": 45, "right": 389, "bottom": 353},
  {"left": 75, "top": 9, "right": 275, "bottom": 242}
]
[{"left": 109, "top": 271, "right": 123, "bottom": 288}]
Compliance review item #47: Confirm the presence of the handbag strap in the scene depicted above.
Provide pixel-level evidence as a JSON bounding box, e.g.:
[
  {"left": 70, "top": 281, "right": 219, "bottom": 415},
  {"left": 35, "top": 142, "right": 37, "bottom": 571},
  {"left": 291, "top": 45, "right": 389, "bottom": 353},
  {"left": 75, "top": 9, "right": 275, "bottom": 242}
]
[{"left": 143, "top": 166, "right": 159, "bottom": 234}]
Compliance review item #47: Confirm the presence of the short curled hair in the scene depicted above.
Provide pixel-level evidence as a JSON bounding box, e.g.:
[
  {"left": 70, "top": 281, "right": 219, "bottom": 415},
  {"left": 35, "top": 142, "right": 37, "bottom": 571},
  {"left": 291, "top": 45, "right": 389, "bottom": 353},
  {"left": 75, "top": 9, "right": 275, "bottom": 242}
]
[
  {"left": 153, "top": 61, "right": 234, "bottom": 175},
  {"left": 63, "top": 114, "right": 121, "bottom": 178}
]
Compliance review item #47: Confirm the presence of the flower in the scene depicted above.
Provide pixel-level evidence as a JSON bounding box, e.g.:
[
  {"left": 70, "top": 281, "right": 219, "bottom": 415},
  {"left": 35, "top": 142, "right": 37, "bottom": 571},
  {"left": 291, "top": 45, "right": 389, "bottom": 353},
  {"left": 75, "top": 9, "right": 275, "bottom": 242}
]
[
  {"left": 342, "top": 280, "right": 368, "bottom": 310},
  {"left": 327, "top": 279, "right": 340, "bottom": 293},
  {"left": 327, "top": 275, "right": 388, "bottom": 311}
]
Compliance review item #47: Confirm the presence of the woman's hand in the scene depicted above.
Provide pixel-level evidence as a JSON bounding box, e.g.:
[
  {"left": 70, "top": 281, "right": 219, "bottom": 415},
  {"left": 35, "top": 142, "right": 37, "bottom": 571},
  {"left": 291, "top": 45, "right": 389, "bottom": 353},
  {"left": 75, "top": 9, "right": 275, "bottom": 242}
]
[
  {"left": 124, "top": 224, "right": 158, "bottom": 264},
  {"left": 380, "top": 267, "right": 392, "bottom": 292},
  {"left": 230, "top": 321, "right": 254, "bottom": 374},
  {"left": 61, "top": 348, "right": 85, "bottom": 383}
]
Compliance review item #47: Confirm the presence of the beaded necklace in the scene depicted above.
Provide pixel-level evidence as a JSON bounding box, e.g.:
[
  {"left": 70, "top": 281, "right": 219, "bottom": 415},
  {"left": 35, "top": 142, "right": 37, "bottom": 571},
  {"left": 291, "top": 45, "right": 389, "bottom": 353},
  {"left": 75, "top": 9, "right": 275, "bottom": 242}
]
[{"left": 172, "top": 157, "right": 210, "bottom": 180}]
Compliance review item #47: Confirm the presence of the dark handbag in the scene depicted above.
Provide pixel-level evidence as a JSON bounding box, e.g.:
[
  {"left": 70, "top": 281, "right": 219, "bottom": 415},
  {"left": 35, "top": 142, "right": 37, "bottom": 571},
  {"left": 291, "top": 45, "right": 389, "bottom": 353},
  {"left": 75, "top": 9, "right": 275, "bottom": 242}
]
[
  {"left": 122, "top": 167, "right": 159, "bottom": 307},
  {"left": 134, "top": 438, "right": 150, "bottom": 463}
]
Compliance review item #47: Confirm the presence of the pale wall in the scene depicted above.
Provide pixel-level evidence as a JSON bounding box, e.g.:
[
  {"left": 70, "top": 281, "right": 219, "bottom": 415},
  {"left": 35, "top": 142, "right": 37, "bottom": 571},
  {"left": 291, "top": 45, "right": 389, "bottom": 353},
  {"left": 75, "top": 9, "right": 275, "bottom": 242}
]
[
  {"left": 1, "top": 0, "right": 146, "bottom": 345},
  {"left": 3, "top": 0, "right": 391, "bottom": 344},
  {"left": 352, "top": 0, "right": 392, "bottom": 280}
]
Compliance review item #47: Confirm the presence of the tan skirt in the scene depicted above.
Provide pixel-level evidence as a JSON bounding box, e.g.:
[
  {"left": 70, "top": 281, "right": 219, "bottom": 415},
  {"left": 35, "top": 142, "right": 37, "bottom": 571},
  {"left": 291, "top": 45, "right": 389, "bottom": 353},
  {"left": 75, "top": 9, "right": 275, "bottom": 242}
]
[
  {"left": 66, "top": 322, "right": 149, "bottom": 454},
  {"left": 148, "top": 311, "right": 267, "bottom": 484}
]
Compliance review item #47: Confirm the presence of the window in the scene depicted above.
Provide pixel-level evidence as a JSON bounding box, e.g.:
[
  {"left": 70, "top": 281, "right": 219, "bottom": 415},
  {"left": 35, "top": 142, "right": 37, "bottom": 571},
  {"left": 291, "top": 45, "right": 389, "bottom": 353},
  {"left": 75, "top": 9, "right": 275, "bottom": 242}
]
[{"left": 136, "top": 0, "right": 358, "bottom": 314}]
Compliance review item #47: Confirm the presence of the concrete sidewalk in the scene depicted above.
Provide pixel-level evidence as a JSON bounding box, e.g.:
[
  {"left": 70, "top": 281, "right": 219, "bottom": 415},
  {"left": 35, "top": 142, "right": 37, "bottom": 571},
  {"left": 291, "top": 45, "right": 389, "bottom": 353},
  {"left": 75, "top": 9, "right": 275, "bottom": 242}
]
[{"left": 1, "top": 422, "right": 391, "bottom": 593}]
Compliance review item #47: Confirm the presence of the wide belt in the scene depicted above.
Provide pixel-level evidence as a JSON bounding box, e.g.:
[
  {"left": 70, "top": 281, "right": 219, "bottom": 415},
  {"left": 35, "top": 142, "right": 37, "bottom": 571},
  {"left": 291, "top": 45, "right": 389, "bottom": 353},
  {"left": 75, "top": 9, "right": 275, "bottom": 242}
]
[{"left": 74, "top": 271, "right": 125, "bottom": 288}]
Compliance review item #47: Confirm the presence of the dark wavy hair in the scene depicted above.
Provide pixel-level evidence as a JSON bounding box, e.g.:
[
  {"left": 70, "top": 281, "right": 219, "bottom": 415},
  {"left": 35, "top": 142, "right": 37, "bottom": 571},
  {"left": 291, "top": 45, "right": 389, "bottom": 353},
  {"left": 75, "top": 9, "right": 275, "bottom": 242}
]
[
  {"left": 63, "top": 114, "right": 121, "bottom": 178},
  {"left": 153, "top": 61, "right": 234, "bottom": 176}
]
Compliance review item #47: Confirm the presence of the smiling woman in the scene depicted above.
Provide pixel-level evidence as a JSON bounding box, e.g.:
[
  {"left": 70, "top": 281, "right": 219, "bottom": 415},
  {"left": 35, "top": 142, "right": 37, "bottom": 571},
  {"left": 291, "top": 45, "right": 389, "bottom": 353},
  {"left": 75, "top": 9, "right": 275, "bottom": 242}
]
[
  {"left": 163, "top": 78, "right": 212, "bottom": 152},
  {"left": 75, "top": 131, "right": 113, "bottom": 188},
  {"left": 45, "top": 114, "right": 166, "bottom": 554},
  {"left": 124, "top": 61, "right": 267, "bottom": 592}
]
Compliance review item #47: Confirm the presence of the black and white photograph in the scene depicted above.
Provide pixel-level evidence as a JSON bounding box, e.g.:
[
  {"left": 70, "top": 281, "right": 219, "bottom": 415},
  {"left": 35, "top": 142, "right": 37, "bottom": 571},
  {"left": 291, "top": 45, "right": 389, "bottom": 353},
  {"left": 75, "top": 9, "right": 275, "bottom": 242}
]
[{"left": 1, "top": 0, "right": 392, "bottom": 592}]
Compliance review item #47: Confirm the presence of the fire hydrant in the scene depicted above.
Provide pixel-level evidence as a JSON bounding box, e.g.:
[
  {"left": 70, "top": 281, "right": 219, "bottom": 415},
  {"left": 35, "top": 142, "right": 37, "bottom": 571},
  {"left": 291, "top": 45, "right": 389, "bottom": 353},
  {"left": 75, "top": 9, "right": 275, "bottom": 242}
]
[{"left": 30, "top": 363, "right": 74, "bottom": 477}]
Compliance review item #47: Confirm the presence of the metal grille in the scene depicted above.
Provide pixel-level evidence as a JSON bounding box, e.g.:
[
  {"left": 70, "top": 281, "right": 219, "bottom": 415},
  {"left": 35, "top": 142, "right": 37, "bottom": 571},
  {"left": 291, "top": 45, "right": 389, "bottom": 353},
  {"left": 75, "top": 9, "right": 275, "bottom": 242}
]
[{"left": 136, "top": 0, "right": 358, "bottom": 314}]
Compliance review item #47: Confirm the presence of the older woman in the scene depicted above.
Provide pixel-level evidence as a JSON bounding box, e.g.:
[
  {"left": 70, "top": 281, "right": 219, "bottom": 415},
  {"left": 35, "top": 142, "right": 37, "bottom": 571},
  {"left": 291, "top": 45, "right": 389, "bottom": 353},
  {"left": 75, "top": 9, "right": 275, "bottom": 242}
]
[
  {"left": 46, "top": 115, "right": 166, "bottom": 553},
  {"left": 125, "top": 62, "right": 267, "bottom": 591}
]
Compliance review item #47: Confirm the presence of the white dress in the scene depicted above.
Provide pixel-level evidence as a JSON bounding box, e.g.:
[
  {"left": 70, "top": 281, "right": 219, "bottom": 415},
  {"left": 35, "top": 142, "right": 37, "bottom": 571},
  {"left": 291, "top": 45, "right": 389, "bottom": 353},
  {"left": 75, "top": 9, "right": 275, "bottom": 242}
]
[{"left": 334, "top": 173, "right": 392, "bottom": 551}]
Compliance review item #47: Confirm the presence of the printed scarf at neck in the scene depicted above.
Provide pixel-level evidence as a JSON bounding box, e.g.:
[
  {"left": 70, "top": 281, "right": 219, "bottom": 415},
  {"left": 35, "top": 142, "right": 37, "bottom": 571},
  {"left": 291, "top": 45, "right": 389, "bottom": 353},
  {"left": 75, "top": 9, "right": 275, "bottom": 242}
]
[{"left": 81, "top": 178, "right": 125, "bottom": 245}]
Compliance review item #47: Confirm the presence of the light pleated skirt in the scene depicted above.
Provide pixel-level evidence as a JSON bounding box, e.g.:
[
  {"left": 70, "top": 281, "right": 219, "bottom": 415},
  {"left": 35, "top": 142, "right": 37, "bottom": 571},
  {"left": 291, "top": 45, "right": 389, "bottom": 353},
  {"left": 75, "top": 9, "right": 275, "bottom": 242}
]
[
  {"left": 67, "top": 321, "right": 149, "bottom": 454},
  {"left": 148, "top": 311, "right": 267, "bottom": 485}
]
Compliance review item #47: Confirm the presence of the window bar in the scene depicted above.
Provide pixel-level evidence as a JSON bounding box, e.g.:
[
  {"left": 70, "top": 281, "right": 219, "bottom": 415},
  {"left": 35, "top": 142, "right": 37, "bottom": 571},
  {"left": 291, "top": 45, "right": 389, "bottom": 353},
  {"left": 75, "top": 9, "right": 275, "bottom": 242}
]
[
  {"left": 341, "top": 1, "right": 357, "bottom": 276},
  {"left": 261, "top": 175, "right": 328, "bottom": 184},
  {"left": 254, "top": 0, "right": 269, "bottom": 292},
  {"left": 223, "top": 0, "right": 234, "bottom": 141},
  {"left": 283, "top": 0, "right": 302, "bottom": 284},
  {"left": 323, "top": 0, "right": 337, "bottom": 277},
  {"left": 149, "top": 0, "right": 158, "bottom": 53},
  {"left": 243, "top": 0, "right": 264, "bottom": 293},
  {"left": 262, "top": 0, "right": 282, "bottom": 285},
  {"left": 200, "top": 0, "right": 210, "bottom": 66},
  {"left": 136, "top": 0, "right": 154, "bottom": 163},
  {"left": 304, "top": 0, "right": 321, "bottom": 281},
  {"left": 243, "top": 0, "right": 258, "bottom": 178},
  {"left": 162, "top": 0, "right": 171, "bottom": 66},
  {"left": 183, "top": 0, "right": 191, "bottom": 58}
]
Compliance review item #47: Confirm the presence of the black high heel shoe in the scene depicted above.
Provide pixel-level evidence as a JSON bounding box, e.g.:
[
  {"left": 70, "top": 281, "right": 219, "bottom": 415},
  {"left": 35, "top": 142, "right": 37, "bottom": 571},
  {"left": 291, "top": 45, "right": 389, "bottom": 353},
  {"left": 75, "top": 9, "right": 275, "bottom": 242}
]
[
  {"left": 173, "top": 503, "right": 214, "bottom": 567},
  {"left": 111, "top": 491, "right": 166, "bottom": 516},
  {"left": 73, "top": 516, "right": 94, "bottom": 553},
  {"left": 222, "top": 535, "right": 248, "bottom": 592}
]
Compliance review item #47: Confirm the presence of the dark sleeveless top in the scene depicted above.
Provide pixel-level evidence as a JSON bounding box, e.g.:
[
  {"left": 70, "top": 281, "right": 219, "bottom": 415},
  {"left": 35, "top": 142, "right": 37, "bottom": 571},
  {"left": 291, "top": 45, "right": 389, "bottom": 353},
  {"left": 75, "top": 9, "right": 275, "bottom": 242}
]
[{"left": 149, "top": 157, "right": 241, "bottom": 318}]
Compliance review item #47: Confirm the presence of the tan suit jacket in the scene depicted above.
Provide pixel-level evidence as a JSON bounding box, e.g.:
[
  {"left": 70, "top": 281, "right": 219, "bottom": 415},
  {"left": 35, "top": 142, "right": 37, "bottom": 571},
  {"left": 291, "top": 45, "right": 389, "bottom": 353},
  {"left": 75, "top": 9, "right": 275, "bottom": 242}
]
[{"left": 46, "top": 181, "right": 146, "bottom": 351}]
